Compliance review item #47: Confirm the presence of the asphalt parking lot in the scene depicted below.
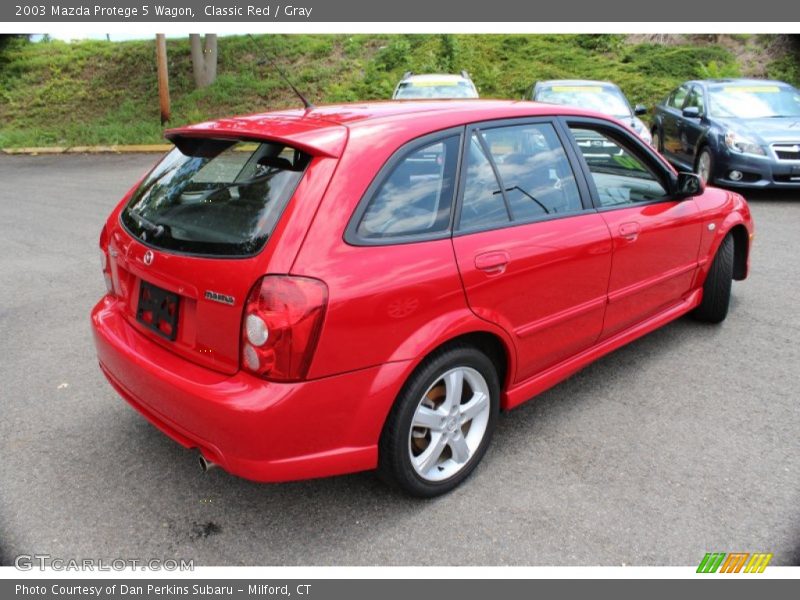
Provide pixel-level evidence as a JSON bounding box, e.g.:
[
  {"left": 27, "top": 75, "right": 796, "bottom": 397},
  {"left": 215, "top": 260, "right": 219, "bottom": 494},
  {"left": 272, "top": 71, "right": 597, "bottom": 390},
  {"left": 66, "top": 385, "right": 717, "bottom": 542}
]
[{"left": 0, "top": 153, "right": 798, "bottom": 567}]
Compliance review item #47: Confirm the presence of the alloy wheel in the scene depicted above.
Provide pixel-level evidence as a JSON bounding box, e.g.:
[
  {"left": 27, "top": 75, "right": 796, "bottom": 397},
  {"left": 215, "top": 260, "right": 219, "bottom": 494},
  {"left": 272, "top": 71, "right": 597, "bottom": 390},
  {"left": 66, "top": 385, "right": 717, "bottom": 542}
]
[{"left": 408, "top": 366, "right": 491, "bottom": 482}]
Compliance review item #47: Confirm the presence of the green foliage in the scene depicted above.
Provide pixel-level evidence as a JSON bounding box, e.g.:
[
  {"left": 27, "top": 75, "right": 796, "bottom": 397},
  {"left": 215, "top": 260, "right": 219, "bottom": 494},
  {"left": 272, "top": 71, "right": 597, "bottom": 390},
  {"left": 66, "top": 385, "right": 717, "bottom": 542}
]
[
  {"left": 375, "top": 37, "right": 412, "bottom": 71},
  {"left": 0, "top": 33, "right": 791, "bottom": 148},
  {"left": 697, "top": 60, "right": 741, "bottom": 79},
  {"left": 766, "top": 55, "right": 800, "bottom": 87},
  {"left": 575, "top": 34, "right": 625, "bottom": 53}
]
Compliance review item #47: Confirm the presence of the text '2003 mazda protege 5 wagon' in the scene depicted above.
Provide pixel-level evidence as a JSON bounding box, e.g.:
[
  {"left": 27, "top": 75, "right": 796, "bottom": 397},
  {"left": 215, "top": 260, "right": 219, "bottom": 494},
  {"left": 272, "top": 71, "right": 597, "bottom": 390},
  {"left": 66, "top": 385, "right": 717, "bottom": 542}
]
[{"left": 92, "top": 100, "right": 754, "bottom": 496}]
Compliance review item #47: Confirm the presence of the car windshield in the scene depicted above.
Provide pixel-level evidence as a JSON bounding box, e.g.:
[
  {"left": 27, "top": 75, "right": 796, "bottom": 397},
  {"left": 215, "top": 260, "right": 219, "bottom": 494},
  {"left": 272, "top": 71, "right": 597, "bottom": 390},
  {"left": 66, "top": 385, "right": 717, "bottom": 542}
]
[
  {"left": 395, "top": 81, "right": 478, "bottom": 99},
  {"left": 708, "top": 84, "right": 800, "bottom": 118},
  {"left": 121, "top": 139, "right": 310, "bottom": 256},
  {"left": 535, "top": 85, "right": 632, "bottom": 119}
]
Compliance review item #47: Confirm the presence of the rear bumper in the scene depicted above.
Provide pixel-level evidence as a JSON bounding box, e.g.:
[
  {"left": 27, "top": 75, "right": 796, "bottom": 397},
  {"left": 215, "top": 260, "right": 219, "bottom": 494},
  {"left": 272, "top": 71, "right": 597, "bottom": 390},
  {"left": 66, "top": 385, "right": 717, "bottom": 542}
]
[{"left": 91, "top": 296, "right": 408, "bottom": 482}]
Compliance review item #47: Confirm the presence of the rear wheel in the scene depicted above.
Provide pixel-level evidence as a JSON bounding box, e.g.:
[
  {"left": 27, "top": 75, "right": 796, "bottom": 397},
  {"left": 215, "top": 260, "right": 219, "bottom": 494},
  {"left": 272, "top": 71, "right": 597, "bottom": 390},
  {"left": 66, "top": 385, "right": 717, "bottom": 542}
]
[
  {"left": 693, "top": 234, "right": 734, "bottom": 323},
  {"left": 378, "top": 345, "right": 499, "bottom": 497}
]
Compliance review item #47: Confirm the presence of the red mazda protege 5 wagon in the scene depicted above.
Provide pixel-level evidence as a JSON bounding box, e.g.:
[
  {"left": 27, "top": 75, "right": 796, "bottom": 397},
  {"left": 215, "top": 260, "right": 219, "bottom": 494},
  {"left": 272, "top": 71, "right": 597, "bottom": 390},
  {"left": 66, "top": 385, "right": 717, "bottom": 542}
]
[{"left": 92, "top": 100, "right": 753, "bottom": 496}]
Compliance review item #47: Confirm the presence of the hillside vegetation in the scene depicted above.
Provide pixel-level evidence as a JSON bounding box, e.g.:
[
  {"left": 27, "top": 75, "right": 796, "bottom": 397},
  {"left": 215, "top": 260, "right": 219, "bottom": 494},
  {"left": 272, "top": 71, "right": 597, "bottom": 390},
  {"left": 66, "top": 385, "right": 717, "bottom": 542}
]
[{"left": 1, "top": 33, "right": 797, "bottom": 148}]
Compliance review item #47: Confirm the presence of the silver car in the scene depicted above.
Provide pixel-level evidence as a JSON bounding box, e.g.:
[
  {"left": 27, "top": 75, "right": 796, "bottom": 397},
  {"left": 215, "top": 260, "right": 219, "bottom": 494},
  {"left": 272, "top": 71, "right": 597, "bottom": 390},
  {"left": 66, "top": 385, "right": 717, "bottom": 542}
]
[
  {"left": 530, "top": 79, "right": 652, "bottom": 145},
  {"left": 393, "top": 71, "right": 479, "bottom": 100}
]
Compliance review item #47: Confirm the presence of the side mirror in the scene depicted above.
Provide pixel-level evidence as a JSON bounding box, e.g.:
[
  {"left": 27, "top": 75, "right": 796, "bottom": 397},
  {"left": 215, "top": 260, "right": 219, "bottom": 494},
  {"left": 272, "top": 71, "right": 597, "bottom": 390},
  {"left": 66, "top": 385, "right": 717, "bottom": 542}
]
[
  {"left": 675, "top": 171, "right": 704, "bottom": 198},
  {"left": 634, "top": 104, "right": 648, "bottom": 116},
  {"left": 682, "top": 106, "right": 701, "bottom": 119}
]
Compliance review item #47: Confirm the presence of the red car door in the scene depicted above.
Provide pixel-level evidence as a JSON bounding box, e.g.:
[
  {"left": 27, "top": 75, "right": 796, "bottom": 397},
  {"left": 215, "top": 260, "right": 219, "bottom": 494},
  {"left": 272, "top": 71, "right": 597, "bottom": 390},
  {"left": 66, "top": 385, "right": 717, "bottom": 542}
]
[
  {"left": 564, "top": 120, "right": 703, "bottom": 339},
  {"left": 451, "top": 121, "right": 613, "bottom": 384}
]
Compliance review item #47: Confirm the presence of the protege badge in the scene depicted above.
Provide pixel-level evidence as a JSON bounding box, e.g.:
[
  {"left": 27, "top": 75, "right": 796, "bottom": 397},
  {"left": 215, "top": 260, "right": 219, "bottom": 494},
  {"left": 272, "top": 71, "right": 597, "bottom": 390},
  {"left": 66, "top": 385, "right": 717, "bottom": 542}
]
[{"left": 204, "top": 290, "right": 235, "bottom": 306}]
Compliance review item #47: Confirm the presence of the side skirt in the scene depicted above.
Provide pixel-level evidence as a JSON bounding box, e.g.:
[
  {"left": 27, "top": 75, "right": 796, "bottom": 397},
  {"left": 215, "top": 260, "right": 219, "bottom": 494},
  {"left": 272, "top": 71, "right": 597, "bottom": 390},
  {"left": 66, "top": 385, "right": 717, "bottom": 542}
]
[{"left": 502, "top": 288, "right": 702, "bottom": 410}]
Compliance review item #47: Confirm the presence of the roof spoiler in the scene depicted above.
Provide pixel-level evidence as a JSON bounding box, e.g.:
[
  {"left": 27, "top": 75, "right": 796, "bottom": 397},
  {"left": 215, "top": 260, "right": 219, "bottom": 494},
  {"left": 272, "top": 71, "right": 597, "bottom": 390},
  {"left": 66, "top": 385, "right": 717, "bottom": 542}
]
[{"left": 165, "top": 120, "right": 348, "bottom": 158}]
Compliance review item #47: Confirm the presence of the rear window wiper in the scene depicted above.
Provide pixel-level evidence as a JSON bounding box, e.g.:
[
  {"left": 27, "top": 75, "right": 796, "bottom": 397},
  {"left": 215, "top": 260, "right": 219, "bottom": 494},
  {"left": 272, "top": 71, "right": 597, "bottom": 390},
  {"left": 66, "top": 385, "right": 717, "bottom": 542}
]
[{"left": 128, "top": 208, "right": 166, "bottom": 238}]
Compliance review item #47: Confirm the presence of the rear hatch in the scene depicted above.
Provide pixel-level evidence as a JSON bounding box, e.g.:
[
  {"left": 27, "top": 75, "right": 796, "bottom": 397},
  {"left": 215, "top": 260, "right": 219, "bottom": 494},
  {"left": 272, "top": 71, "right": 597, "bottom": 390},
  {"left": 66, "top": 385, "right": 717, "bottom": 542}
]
[{"left": 105, "top": 131, "right": 341, "bottom": 375}]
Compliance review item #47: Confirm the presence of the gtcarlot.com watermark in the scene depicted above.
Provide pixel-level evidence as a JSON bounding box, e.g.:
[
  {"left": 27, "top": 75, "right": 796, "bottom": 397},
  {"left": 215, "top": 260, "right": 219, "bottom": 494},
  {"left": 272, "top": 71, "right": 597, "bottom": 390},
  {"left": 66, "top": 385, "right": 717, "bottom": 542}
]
[{"left": 14, "top": 554, "right": 194, "bottom": 571}]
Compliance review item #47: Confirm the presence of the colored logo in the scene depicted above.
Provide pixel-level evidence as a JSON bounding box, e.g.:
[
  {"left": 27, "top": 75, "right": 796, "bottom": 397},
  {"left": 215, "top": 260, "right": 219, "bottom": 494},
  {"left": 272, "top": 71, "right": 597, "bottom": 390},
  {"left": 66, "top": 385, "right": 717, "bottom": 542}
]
[{"left": 697, "top": 552, "right": 773, "bottom": 573}]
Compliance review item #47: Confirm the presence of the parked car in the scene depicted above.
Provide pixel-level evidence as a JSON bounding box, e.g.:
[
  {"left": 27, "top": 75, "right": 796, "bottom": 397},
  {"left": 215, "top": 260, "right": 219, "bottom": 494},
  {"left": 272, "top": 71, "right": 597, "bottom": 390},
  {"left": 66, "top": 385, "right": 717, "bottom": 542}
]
[
  {"left": 392, "top": 71, "right": 479, "bottom": 99},
  {"left": 651, "top": 78, "right": 800, "bottom": 188},
  {"left": 530, "top": 79, "right": 652, "bottom": 145},
  {"left": 92, "top": 100, "right": 753, "bottom": 497}
]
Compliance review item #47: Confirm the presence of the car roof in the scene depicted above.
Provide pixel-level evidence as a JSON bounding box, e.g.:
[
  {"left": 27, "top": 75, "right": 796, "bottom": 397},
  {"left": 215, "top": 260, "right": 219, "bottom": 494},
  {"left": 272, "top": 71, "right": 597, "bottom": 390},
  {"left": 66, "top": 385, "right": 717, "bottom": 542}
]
[
  {"left": 402, "top": 74, "right": 469, "bottom": 83},
  {"left": 691, "top": 78, "right": 792, "bottom": 88},
  {"left": 536, "top": 79, "right": 621, "bottom": 89},
  {"left": 166, "top": 100, "right": 617, "bottom": 158}
]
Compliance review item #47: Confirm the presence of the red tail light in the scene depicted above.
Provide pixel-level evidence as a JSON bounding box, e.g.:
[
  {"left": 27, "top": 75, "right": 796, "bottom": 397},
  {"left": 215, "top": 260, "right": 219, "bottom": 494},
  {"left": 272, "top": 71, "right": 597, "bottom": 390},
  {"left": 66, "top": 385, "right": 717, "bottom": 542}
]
[{"left": 241, "top": 275, "right": 328, "bottom": 382}]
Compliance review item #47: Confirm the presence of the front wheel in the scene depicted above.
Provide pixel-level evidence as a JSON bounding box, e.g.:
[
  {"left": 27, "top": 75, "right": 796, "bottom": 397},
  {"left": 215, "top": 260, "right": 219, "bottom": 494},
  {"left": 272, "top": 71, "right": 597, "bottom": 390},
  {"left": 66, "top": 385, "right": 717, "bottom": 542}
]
[
  {"left": 693, "top": 234, "right": 734, "bottom": 323},
  {"left": 378, "top": 345, "right": 499, "bottom": 497},
  {"left": 695, "top": 147, "right": 714, "bottom": 185},
  {"left": 652, "top": 130, "right": 662, "bottom": 152}
]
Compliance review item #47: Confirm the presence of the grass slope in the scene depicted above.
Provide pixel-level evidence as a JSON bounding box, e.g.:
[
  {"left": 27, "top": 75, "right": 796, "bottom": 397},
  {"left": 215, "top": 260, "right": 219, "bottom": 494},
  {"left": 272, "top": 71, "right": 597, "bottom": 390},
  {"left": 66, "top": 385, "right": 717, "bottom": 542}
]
[{"left": 0, "top": 34, "right": 796, "bottom": 147}]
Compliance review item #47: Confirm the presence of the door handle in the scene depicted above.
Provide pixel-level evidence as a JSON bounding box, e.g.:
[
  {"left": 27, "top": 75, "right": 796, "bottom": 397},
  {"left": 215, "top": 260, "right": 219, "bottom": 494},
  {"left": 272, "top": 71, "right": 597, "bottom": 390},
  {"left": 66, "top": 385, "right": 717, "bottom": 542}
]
[
  {"left": 475, "top": 251, "right": 510, "bottom": 274},
  {"left": 619, "top": 222, "right": 641, "bottom": 241}
]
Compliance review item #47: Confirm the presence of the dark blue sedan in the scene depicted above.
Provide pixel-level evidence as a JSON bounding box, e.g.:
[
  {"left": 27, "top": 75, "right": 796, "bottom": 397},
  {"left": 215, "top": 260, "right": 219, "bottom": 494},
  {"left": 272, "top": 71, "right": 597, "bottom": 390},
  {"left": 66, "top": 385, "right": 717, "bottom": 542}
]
[{"left": 651, "top": 79, "right": 800, "bottom": 188}]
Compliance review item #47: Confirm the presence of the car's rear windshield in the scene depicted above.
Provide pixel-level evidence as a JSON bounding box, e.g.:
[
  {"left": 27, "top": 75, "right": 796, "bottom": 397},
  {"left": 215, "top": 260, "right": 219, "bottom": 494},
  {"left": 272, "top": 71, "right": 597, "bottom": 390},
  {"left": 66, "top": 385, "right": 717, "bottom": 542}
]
[{"left": 121, "top": 139, "right": 310, "bottom": 257}]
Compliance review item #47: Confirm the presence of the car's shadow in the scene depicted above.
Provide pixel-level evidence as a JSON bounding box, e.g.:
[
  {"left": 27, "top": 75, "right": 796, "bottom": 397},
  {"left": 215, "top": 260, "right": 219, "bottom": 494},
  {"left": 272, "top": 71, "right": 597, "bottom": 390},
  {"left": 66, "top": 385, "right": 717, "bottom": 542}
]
[
  {"left": 740, "top": 189, "right": 800, "bottom": 203},
  {"left": 66, "top": 311, "right": 707, "bottom": 564}
]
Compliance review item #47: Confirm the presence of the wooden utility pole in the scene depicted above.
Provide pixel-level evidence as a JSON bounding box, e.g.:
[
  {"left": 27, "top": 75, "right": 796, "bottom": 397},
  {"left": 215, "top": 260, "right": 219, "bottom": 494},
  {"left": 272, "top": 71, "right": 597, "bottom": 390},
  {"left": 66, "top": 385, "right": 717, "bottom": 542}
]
[{"left": 155, "top": 34, "right": 170, "bottom": 125}]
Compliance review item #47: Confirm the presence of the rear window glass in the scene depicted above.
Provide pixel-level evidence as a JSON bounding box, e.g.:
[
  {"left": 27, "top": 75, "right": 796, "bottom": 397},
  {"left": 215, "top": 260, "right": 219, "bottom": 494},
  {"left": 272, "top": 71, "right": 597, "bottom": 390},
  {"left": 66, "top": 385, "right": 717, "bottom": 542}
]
[{"left": 121, "top": 139, "right": 310, "bottom": 256}]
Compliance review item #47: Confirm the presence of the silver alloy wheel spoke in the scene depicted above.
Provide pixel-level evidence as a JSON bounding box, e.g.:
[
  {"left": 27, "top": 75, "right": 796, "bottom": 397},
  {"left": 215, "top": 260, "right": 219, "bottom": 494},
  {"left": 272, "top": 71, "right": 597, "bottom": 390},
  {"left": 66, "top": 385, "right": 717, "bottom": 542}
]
[
  {"left": 414, "top": 431, "right": 448, "bottom": 473},
  {"left": 441, "top": 369, "right": 464, "bottom": 412},
  {"left": 459, "top": 392, "right": 488, "bottom": 424},
  {"left": 448, "top": 432, "right": 470, "bottom": 464},
  {"left": 408, "top": 366, "right": 492, "bottom": 482},
  {"left": 413, "top": 405, "right": 443, "bottom": 430}
]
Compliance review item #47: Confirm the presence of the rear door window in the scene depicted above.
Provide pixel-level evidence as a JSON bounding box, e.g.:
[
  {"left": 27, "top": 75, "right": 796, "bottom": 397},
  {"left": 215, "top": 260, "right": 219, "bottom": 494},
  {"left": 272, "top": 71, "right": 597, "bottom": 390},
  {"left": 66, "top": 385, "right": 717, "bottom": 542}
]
[
  {"left": 121, "top": 139, "right": 310, "bottom": 256},
  {"left": 459, "top": 135, "right": 512, "bottom": 231},
  {"left": 458, "top": 122, "right": 583, "bottom": 231}
]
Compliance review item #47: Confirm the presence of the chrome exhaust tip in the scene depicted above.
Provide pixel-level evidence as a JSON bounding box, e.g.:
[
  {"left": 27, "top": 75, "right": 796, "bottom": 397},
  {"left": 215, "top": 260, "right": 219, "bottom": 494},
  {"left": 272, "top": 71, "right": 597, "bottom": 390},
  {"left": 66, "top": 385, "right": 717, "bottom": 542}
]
[{"left": 198, "top": 454, "right": 218, "bottom": 473}]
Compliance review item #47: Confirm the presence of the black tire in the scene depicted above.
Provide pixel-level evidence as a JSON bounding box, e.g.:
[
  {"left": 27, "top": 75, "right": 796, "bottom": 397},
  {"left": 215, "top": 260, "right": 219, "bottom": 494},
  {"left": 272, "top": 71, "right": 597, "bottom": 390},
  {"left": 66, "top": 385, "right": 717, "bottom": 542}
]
[
  {"left": 693, "top": 234, "right": 734, "bottom": 323},
  {"left": 378, "top": 344, "right": 500, "bottom": 497}
]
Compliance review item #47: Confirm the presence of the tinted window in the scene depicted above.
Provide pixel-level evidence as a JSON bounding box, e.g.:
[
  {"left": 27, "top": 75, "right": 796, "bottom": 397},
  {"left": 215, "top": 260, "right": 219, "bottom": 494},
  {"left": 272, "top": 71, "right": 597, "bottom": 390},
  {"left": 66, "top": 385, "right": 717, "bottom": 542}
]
[
  {"left": 569, "top": 127, "right": 668, "bottom": 207},
  {"left": 459, "top": 135, "right": 511, "bottom": 231},
  {"left": 481, "top": 123, "right": 583, "bottom": 220},
  {"left": 668, "top": 85, "right": 689, "bottom": 109},
  {"left": 121, "top": 140, "right": 309, "bottom": 256},
  {"left": 356, "top": 136, "right": 459, "bottom": 239}
]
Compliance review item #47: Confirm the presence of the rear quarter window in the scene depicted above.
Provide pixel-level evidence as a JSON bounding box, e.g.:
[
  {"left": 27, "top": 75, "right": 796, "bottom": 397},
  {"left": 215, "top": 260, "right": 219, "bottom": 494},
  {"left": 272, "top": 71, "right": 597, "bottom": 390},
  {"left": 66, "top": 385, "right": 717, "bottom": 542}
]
[{"left": 350, "top": 135, "right": 461, "bottom": 243}]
